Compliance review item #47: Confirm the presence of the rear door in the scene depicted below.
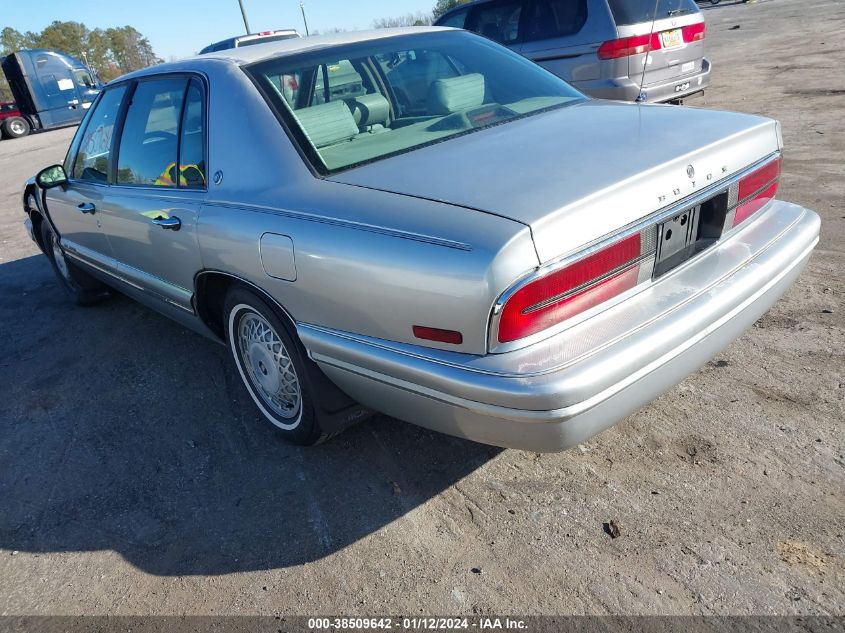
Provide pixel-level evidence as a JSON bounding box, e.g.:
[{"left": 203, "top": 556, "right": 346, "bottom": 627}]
[
  {"left": 95, "top": 75, "right": 207, "bottom": 312},
  {"left": 40, "top": 69, "right": 85, "bottom": 126},
  {"left": 605, "top": 0, "right": 705, "bottom": 88},
  {"left": 519, "top": 0, "right": 607, "bottom": 83}
]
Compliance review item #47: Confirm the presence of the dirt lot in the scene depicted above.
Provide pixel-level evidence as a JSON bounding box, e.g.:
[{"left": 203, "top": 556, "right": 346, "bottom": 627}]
[{"left": 0, "top": 0, "right": 842, "bottom": 617}]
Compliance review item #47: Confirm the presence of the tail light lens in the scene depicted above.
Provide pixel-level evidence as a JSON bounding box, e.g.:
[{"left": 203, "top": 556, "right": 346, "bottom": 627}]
[
  {"left": 732, "top": 157, "right": 781, "bottom": 227},
  {"left": 497, "top": 232, "right": 655, "bottom": 343},
  {"left": 597, "top": 33, "right": 661, "bottom": 60},
  {"left": 495, "top": 154, "right": 780, "bottom": 346},
  {"left": 599, "top": 23, "right": 703, "bottom": 60},
  {"left": 682, "top": 22, "right": 706, "bottom": 43}
]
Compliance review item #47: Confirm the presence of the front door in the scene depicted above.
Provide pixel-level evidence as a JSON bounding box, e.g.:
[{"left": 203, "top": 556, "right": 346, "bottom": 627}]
[
  {"left": 46, "top": 85, "right": 127, "bottom": 269},
  {"left": 95, "top": 76, "right": 207, "bottom": 313}
]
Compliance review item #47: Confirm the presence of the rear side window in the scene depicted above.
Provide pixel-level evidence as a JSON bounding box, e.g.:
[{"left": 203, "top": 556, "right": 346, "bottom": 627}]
[
  {"left": 523, "top": 0, "right": 588, "bottom": 42},
  {"left": 472, "top": 1, "right": 524, "bottom": 44},
  {"left": 72, "top": 85, "right": 127, "bottom": 182},
  {"left": 178, "top": 78, "right": 207, "bottom": 189},
  {"left": 116, "top": 76, "right": 207, "bottom": 188},
  {"left": 438, "top": 8, "right": 470, "bottom": 29},
  {"left": 606, "top": 0, "right": 699, "bottom": 26},
  {"left": 117, "top": 78, "right": 187, "bottom": 186}
]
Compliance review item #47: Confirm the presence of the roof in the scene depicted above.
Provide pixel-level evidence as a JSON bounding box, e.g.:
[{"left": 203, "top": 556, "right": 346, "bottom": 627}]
[
  {"left": 197, "top": 27, "right": 453, "bottom": 65},
  {"left": 111, "top": 27, "right": 456, "bottom": 84}
]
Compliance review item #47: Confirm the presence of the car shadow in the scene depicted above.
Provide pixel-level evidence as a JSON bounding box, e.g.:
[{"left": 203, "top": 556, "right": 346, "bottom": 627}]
[{"left": 0, "top": 254, "right": 500, "bottom": 576}]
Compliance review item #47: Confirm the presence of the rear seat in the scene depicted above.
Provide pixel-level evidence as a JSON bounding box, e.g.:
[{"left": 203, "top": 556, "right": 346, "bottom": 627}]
[
  {"left": 292, "top": 100, "right": 359, "bottom": 149},
  {"left": 347, "top": 93, "right": 390, "bottom": 134},
  {"left": 293, "top": 94, "right": 394, "bottom": 149},
  {"left": 427, "top": 73, "right": 485, "bottom": 115}
]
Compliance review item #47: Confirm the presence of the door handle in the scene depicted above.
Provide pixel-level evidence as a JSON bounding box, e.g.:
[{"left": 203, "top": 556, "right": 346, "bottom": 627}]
[
  {"left": 151, "top": 215, "right": 181, "bottom": 231},
  {"left": 77, "top": 202, "right": 95, "bottom": 214}
]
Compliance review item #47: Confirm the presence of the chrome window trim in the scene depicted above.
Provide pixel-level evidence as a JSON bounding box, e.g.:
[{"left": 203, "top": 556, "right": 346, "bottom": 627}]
[{"left": 487, "top": 150, "right": 782, "bottom": 353}]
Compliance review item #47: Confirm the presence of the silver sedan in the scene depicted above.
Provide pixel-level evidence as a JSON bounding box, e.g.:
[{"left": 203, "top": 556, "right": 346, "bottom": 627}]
[{"left": 22, "top": 28, "right": 819, "bottom": 451}]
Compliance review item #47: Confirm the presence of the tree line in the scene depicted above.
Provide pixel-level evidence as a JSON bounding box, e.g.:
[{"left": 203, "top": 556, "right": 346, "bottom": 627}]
[
  {"left": 0, "top": 2, "right": 472, "bottom": 101},
  {"left": 0, "top": 22, "right": 161, "bottom": 101},
  {"left": 373, "top": 0, "right": 471, "bottom": 28}
]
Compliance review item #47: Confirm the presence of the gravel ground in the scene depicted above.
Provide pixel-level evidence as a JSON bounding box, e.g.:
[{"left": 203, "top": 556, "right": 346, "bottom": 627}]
[{"left": 0, "top": 0, "right": 842, "bottom": 617}]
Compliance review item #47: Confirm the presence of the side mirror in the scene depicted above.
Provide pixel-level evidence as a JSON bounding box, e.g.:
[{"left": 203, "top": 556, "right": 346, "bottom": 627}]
[{"left": 36, "top": 164, "right": 68, "bottom": 189}]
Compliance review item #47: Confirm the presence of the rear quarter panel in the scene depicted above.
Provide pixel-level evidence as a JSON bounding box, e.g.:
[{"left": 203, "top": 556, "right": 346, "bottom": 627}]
[{"left": 196, "top": 59, "right": 538, "bottom": 354}]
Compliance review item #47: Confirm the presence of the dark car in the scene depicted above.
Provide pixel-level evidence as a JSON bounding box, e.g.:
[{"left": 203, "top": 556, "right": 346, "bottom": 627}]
[{"left": 199, "top": 30, "right": 300, "bottom": 54}]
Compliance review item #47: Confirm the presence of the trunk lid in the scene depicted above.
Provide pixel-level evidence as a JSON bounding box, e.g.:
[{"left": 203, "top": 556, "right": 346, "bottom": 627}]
[{"left": 330, "top": 100, "right": 780, "bottom": 263}]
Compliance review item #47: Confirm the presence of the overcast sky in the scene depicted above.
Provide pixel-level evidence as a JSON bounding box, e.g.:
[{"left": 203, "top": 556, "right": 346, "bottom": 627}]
[{"left": 3, "top": 0, "right": 436, "bottom": 59}]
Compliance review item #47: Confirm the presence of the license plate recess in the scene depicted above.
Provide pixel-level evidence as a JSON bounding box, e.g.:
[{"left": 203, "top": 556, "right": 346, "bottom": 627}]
[{"left": 653, "top": 191, "right": 730, "bottom": 278}]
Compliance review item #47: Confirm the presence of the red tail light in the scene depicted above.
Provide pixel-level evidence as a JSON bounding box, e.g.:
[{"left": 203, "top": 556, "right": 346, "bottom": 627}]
[
  {"left": 682, "top": 22, "right": 706, "bottom": 43},
  {"left": 597, "top": 34, "right": 661, "bottom": 60},
  {"left": 732, "top": 157, "right": 781, "bottom": 227},
  {"left": 497, "top": 233, "right": 648, "bottom": 343}
]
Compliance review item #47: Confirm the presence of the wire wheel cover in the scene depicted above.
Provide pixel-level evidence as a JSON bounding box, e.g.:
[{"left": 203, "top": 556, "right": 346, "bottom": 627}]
[{"left": 238, "top": 311, "right": 301, "bottom": 419}]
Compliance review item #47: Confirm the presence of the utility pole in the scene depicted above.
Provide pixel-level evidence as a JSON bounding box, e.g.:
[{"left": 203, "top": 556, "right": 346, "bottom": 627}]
[
  {"left": 238, "top": 0, "right": 252, "bottom": 33},
  {"left": 300, "top": 1, "right": 311, "bottom": 36}
]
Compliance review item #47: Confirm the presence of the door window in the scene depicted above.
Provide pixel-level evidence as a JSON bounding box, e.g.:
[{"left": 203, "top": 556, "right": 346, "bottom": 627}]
[
  {"left": 71, "top": 85, "right": 127, "bottom": 183},
  {"left": 471, "top": 1, "right": 524, "bottom": 45},
  {"left": 523, "top": 0, "right": 588, "bottom": 42},
  {"left": 177, "top": 78, "right": 207, "bottom": 189},
  {"left": 116, "top": 78, "right": 187, "bottom": 186},
  {"left": 606, "top": 0, "right": 698, "bottom": 25},
  {"left": 73, "top": 69, "right": 97, "bottom": 90},
  {"left": 438, "top": 7, "right": 470, "bottom": 29}
]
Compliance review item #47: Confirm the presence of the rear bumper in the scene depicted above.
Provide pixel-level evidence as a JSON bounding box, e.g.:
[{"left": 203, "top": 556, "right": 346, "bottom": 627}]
[
  {"left": 573, "top": 58, "right": 712, "bottom": 103},
  {"left": 300, "top": 201, "right": 819, "bottom": 452}
]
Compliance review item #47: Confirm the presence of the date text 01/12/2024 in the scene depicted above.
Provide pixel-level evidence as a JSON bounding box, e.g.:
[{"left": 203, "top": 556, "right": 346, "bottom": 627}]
[{"left": 306, "top": 617, "right": 527, "bottom": 630}]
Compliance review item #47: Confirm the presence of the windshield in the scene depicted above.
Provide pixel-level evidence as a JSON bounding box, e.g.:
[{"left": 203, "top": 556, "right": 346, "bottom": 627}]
[
  {"left": 606, "top": 0, "right": 698, "bottom": 25},
  {"left": 246, "top": 31, "right": 584, "bottom": 173}
]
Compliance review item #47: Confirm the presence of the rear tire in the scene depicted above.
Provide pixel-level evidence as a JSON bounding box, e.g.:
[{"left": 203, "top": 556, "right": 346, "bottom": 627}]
[
  {"left": 40, "top": 220, "right": 109, "bottom": 306},
  {"left": 3, "top": 116, "right": 30, "bottom": 139},
  {"left": 224, "top": 287, "right": 326, "bottom": 446}
]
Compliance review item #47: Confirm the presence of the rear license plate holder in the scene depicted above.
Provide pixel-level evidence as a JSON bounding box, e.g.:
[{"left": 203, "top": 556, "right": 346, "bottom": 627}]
[
  {"left": 661, "top": 28, "right": 683, "bottom": 49},
  {"left": 653, "top": 206, "right": 701, "bottom": 278}
]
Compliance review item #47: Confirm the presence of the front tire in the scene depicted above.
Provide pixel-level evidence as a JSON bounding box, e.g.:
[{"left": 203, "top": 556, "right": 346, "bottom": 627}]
[
  {"left": 3, "top": 116, "right": 31, "bottom": 139},
  {"left": 40, "top": 219, "right": 109, "bottom": 306},
  {"left": 225, "top": 287, "right": 325, "bottom": 445}
]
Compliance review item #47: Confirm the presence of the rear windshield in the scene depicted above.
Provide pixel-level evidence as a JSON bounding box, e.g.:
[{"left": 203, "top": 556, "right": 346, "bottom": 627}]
[
  {"left": 238, "top": 33, "right": 299, "bottom": 47},
  {"left": 246, "top": 31, "right": 583, "bottom": 174},
  {"left": 606, "top": 0, "right": 698, "bottom": 25}
]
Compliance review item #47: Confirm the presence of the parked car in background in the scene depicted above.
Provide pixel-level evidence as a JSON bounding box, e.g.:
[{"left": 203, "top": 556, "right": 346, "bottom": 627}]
[
  {"left": 199, "top": 29, "right": 300, "bottom": 54},
  {"left": 1, "top": 49, "right": 101, "bottom": 138},
  {"left": 436, "top": 0, "right": 711, "bottom": 103},
  {"left": 23, "top": 28, "right": 818, "bottom": 451},
  {"left": 0, "top": 101, "right": 26, "bottom": 138}
]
